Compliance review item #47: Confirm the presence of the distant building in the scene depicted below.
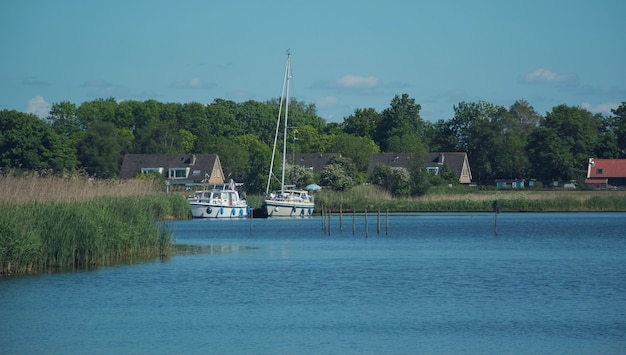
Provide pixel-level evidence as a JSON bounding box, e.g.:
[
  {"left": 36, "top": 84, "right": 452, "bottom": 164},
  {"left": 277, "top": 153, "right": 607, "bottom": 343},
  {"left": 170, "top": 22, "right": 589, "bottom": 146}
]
[
  {"left": 367, "top": 152, "right": 472, "bottom": 184},
  {"left": 585, "top": 158, "right": 626, "bottom": 188},
  {"left": 496, "top": 179, "right": 525, "bottom": 189},
  {"left": 119, "top": 154, "right": 224, "bottom": 185},
  {"left": 290, "top": 153, "right": 339, "bottom": 174}
]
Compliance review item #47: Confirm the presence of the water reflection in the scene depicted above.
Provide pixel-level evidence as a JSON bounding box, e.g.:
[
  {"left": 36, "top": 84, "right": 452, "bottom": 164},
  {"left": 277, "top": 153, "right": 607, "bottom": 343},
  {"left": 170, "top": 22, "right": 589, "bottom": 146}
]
[{"left": 175, "top": 244, "right": 258, "bottom": 255}]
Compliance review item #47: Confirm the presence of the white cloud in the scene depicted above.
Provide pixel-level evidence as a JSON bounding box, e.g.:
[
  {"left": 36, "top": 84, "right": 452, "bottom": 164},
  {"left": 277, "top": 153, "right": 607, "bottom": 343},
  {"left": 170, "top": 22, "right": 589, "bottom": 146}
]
[
  {"left": 26, "top": 96, "right": 50, "bottom": 117},
  {"left": 336, "top": 75, "right": 380, "bottom": 89},
  {"left": 170, "top": 77, "right": 215, "bottom": 89},
  {"left": 519, "top": 68, "right": 577, "bottom": 84}
]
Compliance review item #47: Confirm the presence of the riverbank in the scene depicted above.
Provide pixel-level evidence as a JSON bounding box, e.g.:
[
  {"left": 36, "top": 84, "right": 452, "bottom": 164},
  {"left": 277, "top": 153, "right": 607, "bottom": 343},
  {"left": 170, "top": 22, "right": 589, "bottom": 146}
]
[
  {"left": 0, "top": 174, "right": 190, "bottom": 275},
  {"left": 247, "top": 185, "right": 626, "bottom": 213}
]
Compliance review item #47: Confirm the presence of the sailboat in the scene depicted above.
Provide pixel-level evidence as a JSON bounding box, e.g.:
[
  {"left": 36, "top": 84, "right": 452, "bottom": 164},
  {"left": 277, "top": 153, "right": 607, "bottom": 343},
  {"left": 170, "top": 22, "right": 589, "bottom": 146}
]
[{"left": 262, "top": 52, "right": 315, "bottom": 217}]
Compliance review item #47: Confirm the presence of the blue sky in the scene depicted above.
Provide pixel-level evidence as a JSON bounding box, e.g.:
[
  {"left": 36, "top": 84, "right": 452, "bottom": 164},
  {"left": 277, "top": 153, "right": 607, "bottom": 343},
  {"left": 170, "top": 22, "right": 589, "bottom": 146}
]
[{"left": 1, "top": 0, "right": 624, "bottom": 123}]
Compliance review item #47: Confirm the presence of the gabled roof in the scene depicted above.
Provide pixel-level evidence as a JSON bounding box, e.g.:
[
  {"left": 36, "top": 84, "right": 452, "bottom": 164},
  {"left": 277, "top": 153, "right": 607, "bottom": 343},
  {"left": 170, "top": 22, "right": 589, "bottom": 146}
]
[
  {"left": 119, "top": 154, "right": 223, "bottom": 184},
  {"left": 291, "top": 153, "right": 339, "bottom": 174},
  {"left": 426, "top": 152, "right": 469, "bottom": 177},
  {"left": 367, "top": 153, "right": 415, "bottom": 175},
  {"left": 587, "top": 159, "right": 626, "bottom": 178},
  {"left": 367, "top": 152, "right": 468, "bottom": 174}
]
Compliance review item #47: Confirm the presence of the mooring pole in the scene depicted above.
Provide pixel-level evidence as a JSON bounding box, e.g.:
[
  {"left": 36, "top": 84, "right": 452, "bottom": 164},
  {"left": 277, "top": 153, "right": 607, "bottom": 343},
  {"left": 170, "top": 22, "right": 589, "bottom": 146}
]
[
  {"left": 339, "top": 204, "right": 343, "bottom": 233},
  {"left": 365, "top": 208, "right": 368, "bottom": 238},
  {"left": 352, "top": 209, "right": 356, "bottom": 235},
  {"left": 492, "top": 200, "right": 501, "bottom": 235},
  {"left": 386, "top": 208, "right": 389, "bottom": 236},
  {"left": 321, "top": 205, "right": 325, "bottom": 232},
  {"left": 249, "top": 208, "right": 253, "bottom": 235},
  {"left": 377, "top": 209, "right": 381, "bottom": 235},
  {"left": 328, "top": 208, "right": 331, "bottom": 236}
]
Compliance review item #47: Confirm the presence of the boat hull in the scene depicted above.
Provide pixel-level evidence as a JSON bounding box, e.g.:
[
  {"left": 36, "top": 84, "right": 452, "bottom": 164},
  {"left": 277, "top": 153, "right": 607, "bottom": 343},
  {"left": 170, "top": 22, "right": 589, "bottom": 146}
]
[
  {"left": 263, "top": 200, "right": 315, "bottom": 218},
  {"left": 189, "top": 202, "right": 250, "bottom": 218}
]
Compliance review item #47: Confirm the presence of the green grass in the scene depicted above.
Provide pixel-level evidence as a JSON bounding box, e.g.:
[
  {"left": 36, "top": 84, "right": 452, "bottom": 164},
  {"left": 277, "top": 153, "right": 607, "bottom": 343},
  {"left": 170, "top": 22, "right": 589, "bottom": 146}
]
[{"left": 0, "top": 194, "right": 190, "bottom": 275}]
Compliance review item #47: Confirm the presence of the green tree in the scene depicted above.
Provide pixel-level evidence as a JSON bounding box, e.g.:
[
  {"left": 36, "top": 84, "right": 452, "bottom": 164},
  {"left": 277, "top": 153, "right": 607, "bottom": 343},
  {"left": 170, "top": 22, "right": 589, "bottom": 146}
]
[
  {"left": 508, "top": 99, "right": 541, "bottom": 134},
  {"left": 609, "top": 102, "right": 626, "bottom": 156},
  {"left": 287, "top": 163, "right": 315, "bottom": 188},
  {"left": 76, "top": 97, "right": 118, "bottom": 129},
  {"left": 47, "top": 101, "right": 81, "bottom": 141},
  {"left": 386, "top": 134, "right": 428, "bottom": 154},
  {"left": 342, "top": 107, "right": 381, "bottom": 140},
  {"left": 376, "top": 94, "right": 425, "bottom": 152},
  {"left": 328, "top": 133, "right": 379, "bottom": 174},
  {"left": 319, "top": 155, "right": 359, "bottom": 191},
  {"left": 320, "top": 163, "right": 354, "bottom": 191},
  {"left": 529, "top": 105, "right": 603, "bottom": 183},
  {"left": 232, "top": 134, "right": 272, "bottom": 194},
  {"left": 77, "top": 121, "right": 125, "bottom": 178},
  {"left": 369, "top": 164, "right": 411, "bottom": 197},
  {"left": 430, "top": 119, "right": 459, "bottom": 152},
  {"left": 0, "top": 110, "right": 77, "bottom": 172}
]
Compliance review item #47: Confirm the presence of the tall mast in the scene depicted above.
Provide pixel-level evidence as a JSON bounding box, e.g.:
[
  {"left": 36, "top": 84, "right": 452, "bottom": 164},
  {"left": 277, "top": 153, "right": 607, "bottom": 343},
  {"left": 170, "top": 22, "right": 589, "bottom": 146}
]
[
  {"left": 266, "top": 51, "right": 291, "bottom": 194},
  {"left": 281, "top": 52, "right": 291, "bottom": 195}
]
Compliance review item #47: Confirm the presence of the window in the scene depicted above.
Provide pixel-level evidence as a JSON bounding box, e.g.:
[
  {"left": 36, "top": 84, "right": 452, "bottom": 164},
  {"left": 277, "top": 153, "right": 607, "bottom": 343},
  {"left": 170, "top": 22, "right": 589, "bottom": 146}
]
[
  {"left": 596, "top": 168, "right": 603, "bottom": 174},
  {"left": 426, "top": 167, "right": 439, "bottom": 175},
  {"left": 141, "top": 167, "right": 163, "bottom": 175},
  {"left": 213, "top": 168, "right": 221, "bottom": 178},
  {"left": 192, "top": 169, "right": 201, "bottom": 175},
  {"left": 169, "top": 167, "right": 190, "bottom": 179}
]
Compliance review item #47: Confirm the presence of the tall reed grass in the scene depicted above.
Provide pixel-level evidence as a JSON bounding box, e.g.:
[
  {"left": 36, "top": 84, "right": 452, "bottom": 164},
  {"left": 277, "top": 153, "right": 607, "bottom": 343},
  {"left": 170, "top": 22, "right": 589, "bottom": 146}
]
[
  {"left": 0, "top": 172, "right": 161, "bottom": 203},
  {"left": 0, "top": 173, "right": 190, "bottom": 275},
  {"left": 314, "top": 185, "right": 626, "bottom": 212},
  {"left": 0, "top": 195, "right": 189, "bottom": 275}
]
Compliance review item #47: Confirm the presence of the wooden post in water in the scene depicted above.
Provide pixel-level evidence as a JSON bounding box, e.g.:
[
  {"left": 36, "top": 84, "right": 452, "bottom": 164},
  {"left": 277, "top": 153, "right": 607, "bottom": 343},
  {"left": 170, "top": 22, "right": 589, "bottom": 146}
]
[
  {"left": 328, "top": 207, "right": 331, "bottom": 236},
  {"left": 321, "top": 205, "right": 325, "bottom": 232},
  {"left": 377, "top": 209, "right": 381, "bottom": 235},
  {"left": 339, "top": 204, "right": 343, "bottom": 233},
  {"left": 365, "top": 208, "right": 368, "bottom": 238},
  {"left": 352, "top": 209, "right": 356, "bottom": 235},
  {"left": 249, "top": 208, "right": 253, "bottom": 235},
  {"left": 386, "top": 208, "right": 389, "bottom": 236},
  {"left": 492, "top": 200, "right": 501, "bottom": 235}
]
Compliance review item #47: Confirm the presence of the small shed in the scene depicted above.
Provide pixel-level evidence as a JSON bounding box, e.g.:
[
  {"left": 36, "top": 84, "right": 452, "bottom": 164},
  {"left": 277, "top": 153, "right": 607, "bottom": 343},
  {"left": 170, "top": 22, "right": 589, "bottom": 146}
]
[{"left": 496, "top": 179, "right": 525, "bottom": 189}]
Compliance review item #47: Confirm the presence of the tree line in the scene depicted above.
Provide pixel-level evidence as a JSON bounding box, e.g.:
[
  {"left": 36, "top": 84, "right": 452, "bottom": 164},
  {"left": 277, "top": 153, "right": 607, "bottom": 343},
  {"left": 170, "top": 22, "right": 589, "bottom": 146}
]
[{"left": 1, "top": 95, "right": 625, "bottom": 195}]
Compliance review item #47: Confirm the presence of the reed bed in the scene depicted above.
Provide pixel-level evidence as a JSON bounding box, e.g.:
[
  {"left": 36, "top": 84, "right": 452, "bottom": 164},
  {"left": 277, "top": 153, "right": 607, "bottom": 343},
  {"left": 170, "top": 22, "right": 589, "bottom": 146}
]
[
  {"left": 314, "top": 185, "right": 626, "bottom": 212},
  {"left": 0, "top": 173, "right": 161, "bottom": 203},
  {"left": 0, "top": 173, "right": 191, "bottom": 275},
  {"left": 0, "top": 195, "right": 190, "bottom": 275}
]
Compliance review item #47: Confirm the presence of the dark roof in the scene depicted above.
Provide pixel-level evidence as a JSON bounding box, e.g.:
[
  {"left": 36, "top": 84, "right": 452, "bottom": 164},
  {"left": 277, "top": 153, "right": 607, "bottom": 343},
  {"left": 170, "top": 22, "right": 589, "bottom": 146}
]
[
  {"left": 367, "top": 152, "right": 468, "bottom": 178},
  {"left": 426, "top": 152, "right": 468, "bottom": 177},
  {"left": 119, "top": 154, "right": 220, "bottom": 183},
  {"left": 290, "top": 153, "right": 339, "bottom": 174},
  {"left": 367, "top": 153, "right": 416, "bottom": 175}
]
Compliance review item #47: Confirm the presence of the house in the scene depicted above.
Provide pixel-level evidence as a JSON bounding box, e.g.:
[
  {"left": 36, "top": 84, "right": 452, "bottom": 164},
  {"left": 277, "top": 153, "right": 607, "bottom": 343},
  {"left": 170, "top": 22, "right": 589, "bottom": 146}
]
[
  {"left": 585, "top": 158, "right": 626, "bottom": 188},
  {"left": 118, "top": 154, "right": 225, "bottom": 185},
  {"left": 367, "top": 152, "right": 473, "bottom": 184},
  {"left": 290, "top": 153, "right": 339, "bottom": 174}
]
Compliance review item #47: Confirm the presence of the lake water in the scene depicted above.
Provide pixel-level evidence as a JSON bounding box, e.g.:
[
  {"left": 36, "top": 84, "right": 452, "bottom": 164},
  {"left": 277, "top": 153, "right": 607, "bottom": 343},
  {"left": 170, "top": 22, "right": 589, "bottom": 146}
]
[{"left": 2, "top": 213, "right": 626, "bottom": 354}]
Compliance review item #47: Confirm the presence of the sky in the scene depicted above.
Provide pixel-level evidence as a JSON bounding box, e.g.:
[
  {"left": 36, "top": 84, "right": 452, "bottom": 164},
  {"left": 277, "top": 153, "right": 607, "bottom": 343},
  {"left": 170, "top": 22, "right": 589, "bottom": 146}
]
[{"left": 1, "top": 0, "right": 625, "bottom": 123}]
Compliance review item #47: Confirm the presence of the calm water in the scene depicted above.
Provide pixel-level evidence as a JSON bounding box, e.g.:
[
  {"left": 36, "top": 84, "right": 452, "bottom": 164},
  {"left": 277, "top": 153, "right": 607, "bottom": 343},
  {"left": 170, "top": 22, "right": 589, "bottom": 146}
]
[{"left": 2, "top": 213, "right": 625, "bottom": 354}]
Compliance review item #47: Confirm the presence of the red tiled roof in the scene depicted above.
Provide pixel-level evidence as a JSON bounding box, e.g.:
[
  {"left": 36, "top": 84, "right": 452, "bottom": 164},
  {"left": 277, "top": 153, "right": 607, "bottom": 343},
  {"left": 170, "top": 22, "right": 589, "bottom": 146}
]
[{"left": 587, "top": 159, "right": 626, "bottom": 178}]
